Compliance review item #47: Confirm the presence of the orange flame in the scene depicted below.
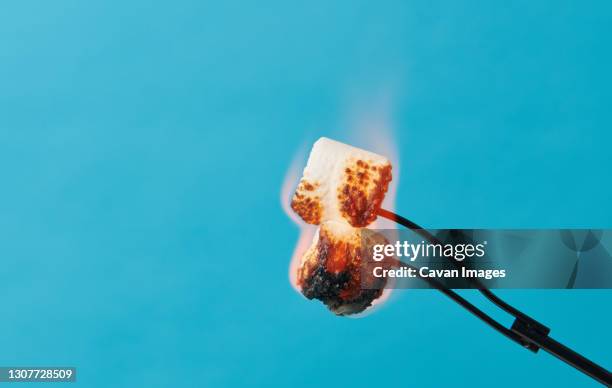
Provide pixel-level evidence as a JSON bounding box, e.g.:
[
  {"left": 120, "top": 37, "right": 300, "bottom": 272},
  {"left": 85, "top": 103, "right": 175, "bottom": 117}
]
[
  {"left": 280, "top": 148, "right": 316, "bottom": 292},
  {"left": 280, "top": 149, "right": 306, "bottom": 227}
]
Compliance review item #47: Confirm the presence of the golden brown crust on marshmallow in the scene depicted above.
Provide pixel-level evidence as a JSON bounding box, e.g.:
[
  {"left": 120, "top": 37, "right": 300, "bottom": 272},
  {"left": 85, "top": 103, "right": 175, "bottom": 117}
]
[
  {"left": 291, "top": 180, "right": 322, "bottom": 224},
  {"left": 338, "top": 159, "right": 392, "bottom": 227}
]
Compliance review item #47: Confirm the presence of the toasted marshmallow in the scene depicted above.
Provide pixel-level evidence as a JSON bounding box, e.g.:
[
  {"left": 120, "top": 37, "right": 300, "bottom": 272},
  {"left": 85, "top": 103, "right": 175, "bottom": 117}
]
[
  {"left": 291, "top": 137, "right": 392, "bottom": 228},
  {"left": 297, "top": 221, "right": 389, "bottom": 315}
]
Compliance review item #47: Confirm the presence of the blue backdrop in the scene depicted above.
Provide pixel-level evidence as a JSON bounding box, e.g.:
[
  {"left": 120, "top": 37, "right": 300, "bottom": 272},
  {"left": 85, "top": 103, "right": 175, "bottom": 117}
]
[{"left": 0, "top": 1, "right": 610, "bottom": 387}]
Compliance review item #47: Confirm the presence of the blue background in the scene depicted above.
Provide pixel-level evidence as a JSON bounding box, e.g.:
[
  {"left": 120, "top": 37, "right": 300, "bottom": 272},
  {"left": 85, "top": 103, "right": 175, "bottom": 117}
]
[{"left": 1, "top": 1, "right": 610, "bottom": 387}]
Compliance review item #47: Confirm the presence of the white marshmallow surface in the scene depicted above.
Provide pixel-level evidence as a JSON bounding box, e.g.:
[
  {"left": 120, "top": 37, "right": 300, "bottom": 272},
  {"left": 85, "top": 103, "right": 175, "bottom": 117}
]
[{"left": 291, "top": 137, "right": 392, "bottom": 228}]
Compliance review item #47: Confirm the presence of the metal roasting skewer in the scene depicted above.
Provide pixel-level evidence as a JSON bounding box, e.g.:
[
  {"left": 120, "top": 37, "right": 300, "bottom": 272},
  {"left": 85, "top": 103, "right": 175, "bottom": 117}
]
[{"left": 377, "top": 208, "right": 612, "bottom": 386}]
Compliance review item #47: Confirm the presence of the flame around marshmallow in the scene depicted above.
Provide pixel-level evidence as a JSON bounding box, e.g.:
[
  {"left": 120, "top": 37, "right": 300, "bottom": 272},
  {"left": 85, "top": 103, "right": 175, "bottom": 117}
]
[{"left": 290, "top": 138, "right": 395, "bottom": 315}]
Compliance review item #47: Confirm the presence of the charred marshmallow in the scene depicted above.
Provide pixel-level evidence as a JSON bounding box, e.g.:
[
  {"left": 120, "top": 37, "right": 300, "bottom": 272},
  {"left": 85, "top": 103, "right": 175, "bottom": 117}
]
[
  {"left": 291, "top": 138, "right": 394, "bottom": 315},
  {"left": 297, "top": 220, "right": 389, "bottom": 315}
]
